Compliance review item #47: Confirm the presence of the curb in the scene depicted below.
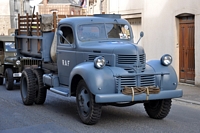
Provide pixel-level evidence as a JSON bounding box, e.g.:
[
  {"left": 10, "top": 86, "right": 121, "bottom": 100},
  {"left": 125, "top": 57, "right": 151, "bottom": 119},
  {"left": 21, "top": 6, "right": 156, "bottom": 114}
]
[{"left": 174, "top": 98, "right": 200, "bottom": 105}]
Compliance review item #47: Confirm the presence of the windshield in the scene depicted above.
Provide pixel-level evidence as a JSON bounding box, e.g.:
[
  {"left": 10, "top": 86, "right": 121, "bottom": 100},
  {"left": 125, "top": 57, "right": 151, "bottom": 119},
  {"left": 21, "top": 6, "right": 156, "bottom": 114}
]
[
  {"left": 77, "top": 23, "right": 131, "bottom": 41},
  {"left": 5, "top": 42, "right": 16, "bottom": 52}
]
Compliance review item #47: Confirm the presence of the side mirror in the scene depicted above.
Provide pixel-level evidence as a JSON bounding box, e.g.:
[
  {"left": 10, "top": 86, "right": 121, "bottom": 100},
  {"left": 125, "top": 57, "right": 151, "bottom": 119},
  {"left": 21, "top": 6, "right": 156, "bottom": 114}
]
[
  {"left": 140, "top": 31, "right": 144, "bottom": 38},
  {"left": 57, "top": 30, "right": 71, "bottom": 44},
  {"left": 136, "top": 31, "right": 144, "bottom": 44},
  {"left": 57, "top": 30, "right": 63, "bottom": 36}
]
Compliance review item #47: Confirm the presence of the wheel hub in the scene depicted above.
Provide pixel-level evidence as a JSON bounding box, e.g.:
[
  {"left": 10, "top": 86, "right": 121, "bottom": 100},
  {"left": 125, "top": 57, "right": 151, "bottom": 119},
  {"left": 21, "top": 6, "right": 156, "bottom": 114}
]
[{"left": 79, "top": 88, "right": 90, "bottom": 115}]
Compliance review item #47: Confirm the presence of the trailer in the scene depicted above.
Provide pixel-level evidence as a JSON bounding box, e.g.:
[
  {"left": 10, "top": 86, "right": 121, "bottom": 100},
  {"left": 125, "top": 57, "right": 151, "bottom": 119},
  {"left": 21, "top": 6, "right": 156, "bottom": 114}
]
[{"left": 16, "top": 12, "right": 183, "bottom": 125}]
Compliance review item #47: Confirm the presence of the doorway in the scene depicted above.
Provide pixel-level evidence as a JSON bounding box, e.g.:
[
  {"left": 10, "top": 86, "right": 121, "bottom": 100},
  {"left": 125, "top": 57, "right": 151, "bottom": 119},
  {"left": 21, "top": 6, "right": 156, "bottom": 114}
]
[{"left": 179, "top": 15, "right": 195, "bottom": 84}]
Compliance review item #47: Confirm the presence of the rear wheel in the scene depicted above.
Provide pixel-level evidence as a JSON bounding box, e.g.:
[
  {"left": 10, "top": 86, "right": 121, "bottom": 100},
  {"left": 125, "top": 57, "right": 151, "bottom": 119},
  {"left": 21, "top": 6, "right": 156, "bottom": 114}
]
[
  {"left": 5, "top": 68, "right": 13, "bottom": 90},
  {"left": 76, "top": 80, "right": 102, "bottom": 125},
  {"left": 144, "top": 99, "right": 172, "bottom": 119},
  {"left": 32, "top": 68, "right": 47, "bottom": 104},
  {"left": 20, "top": 69, "right": 36, "bottom": 105}
]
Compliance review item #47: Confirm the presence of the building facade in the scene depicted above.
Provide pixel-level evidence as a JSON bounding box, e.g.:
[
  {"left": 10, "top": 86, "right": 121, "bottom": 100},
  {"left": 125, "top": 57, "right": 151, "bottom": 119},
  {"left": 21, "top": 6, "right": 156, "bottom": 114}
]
[
  {"left": 38, "top": 0, "right": 82, "bottom": 15},
  {"left": 86, "top": 0, "right": 200, "bottom": 85},
  {"left": 0, "top": 0, "right": 31, "bottom": 35}
]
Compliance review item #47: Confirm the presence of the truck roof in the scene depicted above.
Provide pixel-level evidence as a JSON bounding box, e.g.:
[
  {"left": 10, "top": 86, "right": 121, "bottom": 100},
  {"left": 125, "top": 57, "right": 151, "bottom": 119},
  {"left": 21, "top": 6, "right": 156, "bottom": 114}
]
[
  {"left": 0, "top": 36, "right": 14, "bottom": 42},
  {"left": 58, "top": 16, "right": 129, "bottom": 27}
]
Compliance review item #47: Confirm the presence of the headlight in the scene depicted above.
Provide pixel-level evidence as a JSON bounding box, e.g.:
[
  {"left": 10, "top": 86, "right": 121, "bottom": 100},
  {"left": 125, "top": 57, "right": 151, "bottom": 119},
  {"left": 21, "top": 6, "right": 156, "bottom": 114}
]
[
  {"left": 94, "top": 56, "right": 106, "bottom": 69},
  {"left": 160, "top": 54, "right": 172, "bottom": 66},
  {"left": 16, "top": 60, "right": 21, "bottom": 65}
]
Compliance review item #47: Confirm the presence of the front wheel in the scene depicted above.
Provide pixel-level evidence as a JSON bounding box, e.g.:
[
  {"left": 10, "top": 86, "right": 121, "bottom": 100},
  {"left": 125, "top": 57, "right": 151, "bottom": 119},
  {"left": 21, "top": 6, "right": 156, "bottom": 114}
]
[
  {"left": 144, "top": 99, "right": 172, "bottom": 119},
  {"left": 76, "top": 80, "right": 102, "bottom": 125},
  {"left": 5, "top": 68, "right": 13, "bottom": 90},
  {"left": 20, "top": 69, "right": 36, "bottom": 105}
]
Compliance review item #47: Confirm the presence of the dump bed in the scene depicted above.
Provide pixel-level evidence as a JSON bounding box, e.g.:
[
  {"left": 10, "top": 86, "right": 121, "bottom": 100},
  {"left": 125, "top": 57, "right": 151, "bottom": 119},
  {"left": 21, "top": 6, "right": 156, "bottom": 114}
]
[
  {"left": 15, "top": 12, "right": 69, "bottom": 62},
  {"left": 15, "top": 13, "right": 92, "bottom": 62}
]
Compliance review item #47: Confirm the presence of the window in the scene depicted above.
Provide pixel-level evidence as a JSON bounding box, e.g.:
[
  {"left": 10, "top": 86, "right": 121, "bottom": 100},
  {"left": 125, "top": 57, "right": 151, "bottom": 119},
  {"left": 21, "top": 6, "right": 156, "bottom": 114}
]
[
  {"left": 77, "top": 23, "right": 131, "bottom": 42},
  {"left": 60, "top": 26, "right": 74, "bottom": 44},
  {"left": 78, "top": 24, "right": 105, "bottom": 41},
  {"left": 14, "top": 0, "right": 18, "bottom": 12},
  {"left": 106, "top": 24, "right": 130, "bottom": 39},
  {"left": 5, "top": 42, "right": 16, "bottom": 52}
]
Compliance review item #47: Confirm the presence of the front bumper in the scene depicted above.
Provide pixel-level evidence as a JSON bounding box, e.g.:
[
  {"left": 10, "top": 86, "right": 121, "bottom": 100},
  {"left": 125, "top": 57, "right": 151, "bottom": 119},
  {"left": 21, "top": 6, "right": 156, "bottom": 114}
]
[{"left": 95, "top": 89, "right": 183, "bottom": 103}]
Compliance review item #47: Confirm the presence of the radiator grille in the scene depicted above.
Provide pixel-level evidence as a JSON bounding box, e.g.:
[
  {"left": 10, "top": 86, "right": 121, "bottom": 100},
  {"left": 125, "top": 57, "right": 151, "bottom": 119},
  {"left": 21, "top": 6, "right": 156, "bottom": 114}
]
[
  {"left": 117, "top": 54, "right": 146, "bottom": 65},
  {"left": 116, "top": 75, "right": 155, "bottom": 88},
  {"left": 117, "top": 55, "right": 137, "bottom": 64},
  {"left": 21, "top": 59, "right": 41, "bottom": 66},
  {"left": 139, "top": 54, "right": 145, "bottom": 64},
  {"left": 88, "top": 55, "right": 98, "bottom": 61},
  {"left": 116, "top": 77, "right": 136, "bottom": 87},
  {"left": 140, "top": 75, "right": 155, "bottom": 87}
]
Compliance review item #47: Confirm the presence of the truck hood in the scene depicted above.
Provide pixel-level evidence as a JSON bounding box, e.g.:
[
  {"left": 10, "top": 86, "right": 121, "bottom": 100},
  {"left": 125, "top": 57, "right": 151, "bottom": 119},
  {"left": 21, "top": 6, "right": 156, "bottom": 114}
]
[
  {"left": 79, "top": 41, "right": 145, "bottom": 55},
  {"left": 4, "top": 56, "right": 18, "bottom": 63}
]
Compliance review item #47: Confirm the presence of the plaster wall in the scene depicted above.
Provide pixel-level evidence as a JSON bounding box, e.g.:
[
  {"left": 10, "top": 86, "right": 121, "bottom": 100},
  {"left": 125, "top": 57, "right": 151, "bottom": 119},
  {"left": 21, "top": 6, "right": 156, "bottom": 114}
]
[
  {"left": 0, "top": 1, "right": 11, "bottom": 35},
  {"left": 143, "top": 0, "right": 200, "bottom": 85},
  {"left": 109, "top": 0, "right": 143, "bottom": 14},
  {"left": 108, "top": 0, "right": 200, "bottom": 85}
]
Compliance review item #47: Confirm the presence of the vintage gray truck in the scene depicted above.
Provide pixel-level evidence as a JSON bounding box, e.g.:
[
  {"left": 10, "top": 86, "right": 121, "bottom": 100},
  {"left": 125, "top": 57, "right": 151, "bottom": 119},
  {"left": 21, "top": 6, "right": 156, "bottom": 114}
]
[
  {"left": 0, "top": 35, "right": 41, "bottom": 90},
  {"left": 16, "top": 13, "right": 183, "bottom": 125}
]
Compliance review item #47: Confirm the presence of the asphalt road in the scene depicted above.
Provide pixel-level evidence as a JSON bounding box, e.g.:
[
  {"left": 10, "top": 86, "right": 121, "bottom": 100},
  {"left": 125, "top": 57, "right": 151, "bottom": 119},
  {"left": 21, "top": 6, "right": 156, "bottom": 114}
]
[{"left": 0, "top": 84, "right": 200, "bottom": 133}]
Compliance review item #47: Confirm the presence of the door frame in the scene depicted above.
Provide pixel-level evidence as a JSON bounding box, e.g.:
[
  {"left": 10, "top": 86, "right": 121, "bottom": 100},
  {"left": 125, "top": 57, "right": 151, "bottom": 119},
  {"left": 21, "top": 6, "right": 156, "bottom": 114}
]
[{"left": 178, "top": 15, "right": 195, "bottom": 84}]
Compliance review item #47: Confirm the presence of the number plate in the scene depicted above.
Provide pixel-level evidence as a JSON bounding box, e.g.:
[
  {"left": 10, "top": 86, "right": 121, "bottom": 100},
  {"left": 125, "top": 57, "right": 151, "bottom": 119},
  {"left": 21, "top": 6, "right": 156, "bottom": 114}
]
[{"left": 13, "top": 73, "right": 22, "bottom": 77}]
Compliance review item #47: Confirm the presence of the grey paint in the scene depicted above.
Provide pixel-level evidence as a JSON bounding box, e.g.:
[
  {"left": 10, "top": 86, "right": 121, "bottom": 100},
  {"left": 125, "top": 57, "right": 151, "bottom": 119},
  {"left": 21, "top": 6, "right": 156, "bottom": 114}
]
[{"left": 16, "top": 15, "right": 183, "bottom": 104}]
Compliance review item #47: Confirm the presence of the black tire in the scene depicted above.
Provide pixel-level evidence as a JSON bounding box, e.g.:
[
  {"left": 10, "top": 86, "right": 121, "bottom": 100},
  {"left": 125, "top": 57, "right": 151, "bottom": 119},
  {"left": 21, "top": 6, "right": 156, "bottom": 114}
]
[
  {"left": 144, "top": 99, "right": 172, "bottom": 119},
  {"left": 32, "top": 68, "right": 47, "bottom": 104},
  {"left": 5, "top": 68, "right": 14, "bottom": 90},
  {"left": 76, "top": 80, "right": 102, "bottom": 125},
  {"left": 20, "top": 69, "right": 36, "bottom": 105},
  {"left": 0, "top": 77, "right": 3, "bottom": 85}
]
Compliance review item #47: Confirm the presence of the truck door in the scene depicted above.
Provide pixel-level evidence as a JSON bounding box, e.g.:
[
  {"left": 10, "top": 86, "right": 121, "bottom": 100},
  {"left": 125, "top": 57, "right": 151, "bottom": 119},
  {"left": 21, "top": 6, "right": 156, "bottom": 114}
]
[{"left": 57, "top": 25, "right": 76, "bottom": 85}]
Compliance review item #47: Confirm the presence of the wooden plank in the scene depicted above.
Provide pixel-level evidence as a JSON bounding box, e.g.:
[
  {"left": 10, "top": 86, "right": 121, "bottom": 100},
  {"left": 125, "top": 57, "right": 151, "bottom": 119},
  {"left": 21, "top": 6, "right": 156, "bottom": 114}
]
[
  {"left": 36, "top": 12, "right": 40, "bottom": 36},
  {"left": 26, "top": 13, "right": 29, "bottom": 36},
  {"left": 37, "top": 39, "right": 40, "bottom": 53},
  {"left": 58, "top": 15, "right": 66, "bottom": 19},
  {"left": 19, "top": 31, "right": 28, "bottom": 34},
  {"left": 18, "top": 14, "right": 21, "bottom": 35},
  {"left": 53, "top": 12, "right": 57, "bottom": 32}
]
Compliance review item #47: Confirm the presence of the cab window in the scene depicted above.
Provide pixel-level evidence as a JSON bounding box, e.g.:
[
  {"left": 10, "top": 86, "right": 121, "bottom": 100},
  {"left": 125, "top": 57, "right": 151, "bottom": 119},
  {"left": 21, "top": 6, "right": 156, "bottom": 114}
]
[
  {"left": 60, "top": 26, "right": 74, "bottom": 44},
  {"left": 5, "top": 42, "right": 15, "bottom": 52}
]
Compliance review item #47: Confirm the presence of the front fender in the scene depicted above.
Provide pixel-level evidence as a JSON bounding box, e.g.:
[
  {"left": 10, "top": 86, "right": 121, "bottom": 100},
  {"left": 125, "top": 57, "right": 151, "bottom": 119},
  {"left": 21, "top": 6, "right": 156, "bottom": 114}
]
[
  {"left": 147, "top": 60, "right": 178, "bottom": 90},
  {"left": 70, "top": 62, "right": 115, "bottom": 94}
]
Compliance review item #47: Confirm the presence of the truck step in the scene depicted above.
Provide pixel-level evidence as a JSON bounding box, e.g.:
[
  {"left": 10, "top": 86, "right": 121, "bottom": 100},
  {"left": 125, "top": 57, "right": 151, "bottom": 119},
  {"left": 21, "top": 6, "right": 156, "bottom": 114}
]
[{"left": 50, "top": 87, "right": 70, "bottom": 97}]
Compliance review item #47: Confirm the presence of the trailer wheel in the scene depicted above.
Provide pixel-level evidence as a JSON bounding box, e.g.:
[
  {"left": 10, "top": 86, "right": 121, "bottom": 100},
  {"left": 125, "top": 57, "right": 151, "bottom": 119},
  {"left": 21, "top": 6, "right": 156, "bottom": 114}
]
[
  {"left": 0, "top": 77, "right": 3, "bottom": 85},
  {"left": 20, "top": 69, "right": 36, "bottom": 105},
  {"left": 5, "top": 68, "right": 14, "bottom": 90},
  {"left": 32, "top": 68, "right": 47, "bottom": 104},
  {"left": 76, "top": 80, "right": 102, "bottom": 125},
  {"left": 144, "top": 99, "right": 172, "bottom": 119}
]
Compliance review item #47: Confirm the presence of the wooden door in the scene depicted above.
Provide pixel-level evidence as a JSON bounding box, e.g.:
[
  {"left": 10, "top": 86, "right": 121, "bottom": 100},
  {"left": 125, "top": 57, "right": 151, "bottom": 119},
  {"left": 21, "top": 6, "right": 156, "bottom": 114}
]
[{"left": 179, "top": 17, "right": 195, "bottom": 84}]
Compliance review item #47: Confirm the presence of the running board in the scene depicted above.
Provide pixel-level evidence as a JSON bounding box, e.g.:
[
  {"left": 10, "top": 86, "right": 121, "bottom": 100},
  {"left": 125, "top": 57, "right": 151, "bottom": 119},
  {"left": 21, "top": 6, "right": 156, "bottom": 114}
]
[{"left": 50, "top": 87, "right": 70, "bottom": 97}]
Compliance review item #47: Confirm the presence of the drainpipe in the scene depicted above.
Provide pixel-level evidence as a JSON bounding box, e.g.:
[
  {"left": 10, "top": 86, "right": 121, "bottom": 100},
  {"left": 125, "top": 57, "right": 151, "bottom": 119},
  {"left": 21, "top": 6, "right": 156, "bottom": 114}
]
[{"left": 100, "top": 0, "right": 104, "bottom": 14}]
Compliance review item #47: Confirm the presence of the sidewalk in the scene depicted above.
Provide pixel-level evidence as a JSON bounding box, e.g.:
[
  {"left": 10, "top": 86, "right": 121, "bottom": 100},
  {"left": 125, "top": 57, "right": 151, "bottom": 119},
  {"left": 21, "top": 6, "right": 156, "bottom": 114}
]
[{"left": 175, "top": 83, "right": 200, "bottom": 105}]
